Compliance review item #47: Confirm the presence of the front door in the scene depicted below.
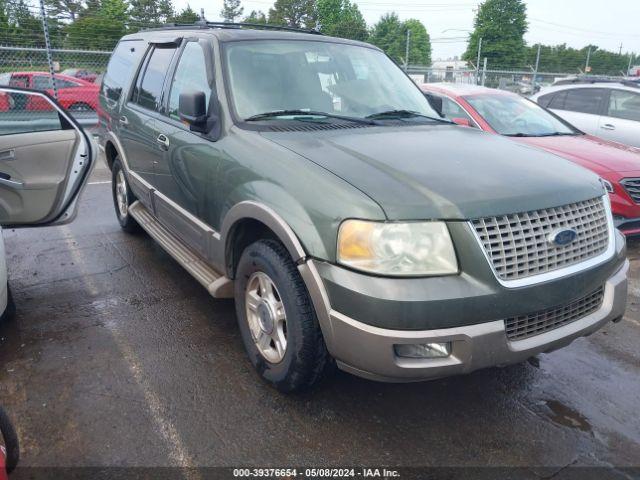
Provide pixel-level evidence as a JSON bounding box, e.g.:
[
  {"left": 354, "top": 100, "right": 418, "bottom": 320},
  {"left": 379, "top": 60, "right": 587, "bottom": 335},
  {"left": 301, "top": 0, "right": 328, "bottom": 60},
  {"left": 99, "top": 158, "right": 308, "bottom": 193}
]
[{"left": 0, "top": 88, "right": 94, "bottom": 226}]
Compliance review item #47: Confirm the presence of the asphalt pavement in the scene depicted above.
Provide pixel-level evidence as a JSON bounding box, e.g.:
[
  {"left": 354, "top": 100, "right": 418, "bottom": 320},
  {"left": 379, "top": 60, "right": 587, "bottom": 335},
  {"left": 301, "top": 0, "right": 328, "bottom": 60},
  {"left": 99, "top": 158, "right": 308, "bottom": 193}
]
[{"left": 0, "top": 159, "right": 638, "bottom": 477}]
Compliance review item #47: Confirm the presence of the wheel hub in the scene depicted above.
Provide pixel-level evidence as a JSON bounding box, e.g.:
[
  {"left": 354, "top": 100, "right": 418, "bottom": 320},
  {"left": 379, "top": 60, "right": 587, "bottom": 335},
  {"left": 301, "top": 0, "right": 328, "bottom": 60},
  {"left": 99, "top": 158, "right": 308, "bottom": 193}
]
[{"left": 257, "top": 301, "right": 275, "bottom": 335}]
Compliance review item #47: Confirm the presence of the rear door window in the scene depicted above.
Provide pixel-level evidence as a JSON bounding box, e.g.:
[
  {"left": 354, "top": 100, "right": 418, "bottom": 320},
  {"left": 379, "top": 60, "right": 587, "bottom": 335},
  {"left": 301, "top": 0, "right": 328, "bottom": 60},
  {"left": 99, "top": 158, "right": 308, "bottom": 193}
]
[
  {"left": 33, "top": 76, "right": 78, "bottom": 89},
  {"left": 102, "top": 40, "right": 145, "bottom": 104},
  {"left": 560, "top": 88, "right": 606, "bottom": 115},
  {"left": 167, "top": 41, "right": 211, "bottom": 121},
  {"left": 132, "top": 46, "right": 177, "bottom": 112},
  {"left": 607, "top": 90, "right": 640, "bottom": 122}
]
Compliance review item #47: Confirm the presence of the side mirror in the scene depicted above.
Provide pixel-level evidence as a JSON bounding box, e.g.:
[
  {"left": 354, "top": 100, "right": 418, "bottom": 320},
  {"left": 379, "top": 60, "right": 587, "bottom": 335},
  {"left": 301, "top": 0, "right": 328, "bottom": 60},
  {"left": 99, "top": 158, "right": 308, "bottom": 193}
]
[
  {"left": 451, "top": 117, "right": 473, "bottom": 128},
  {"left": 424, "top": 94, "right": 443, "bottom": 116},
  {"left": 179, "top": 90, "right": 209, "bottom": 133}
]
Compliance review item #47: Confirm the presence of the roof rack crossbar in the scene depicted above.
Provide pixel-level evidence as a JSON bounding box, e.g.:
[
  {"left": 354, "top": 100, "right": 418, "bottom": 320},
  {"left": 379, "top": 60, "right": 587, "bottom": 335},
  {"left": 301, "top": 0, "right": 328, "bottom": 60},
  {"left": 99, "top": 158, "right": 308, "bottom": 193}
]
[{"left": 152, "top": 21, "right": 323, "bottom": 36}]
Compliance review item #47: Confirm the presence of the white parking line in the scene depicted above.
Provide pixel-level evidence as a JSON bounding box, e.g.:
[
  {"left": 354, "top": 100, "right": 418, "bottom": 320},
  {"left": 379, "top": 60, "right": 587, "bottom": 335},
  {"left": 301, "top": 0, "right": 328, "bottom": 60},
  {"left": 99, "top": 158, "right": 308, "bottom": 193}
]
[
  {"left": 88, "top": 180, "right": 111, "bottom": 185},
  {"left": 59, "top": 225, "right": 201, "bottom": 474}
]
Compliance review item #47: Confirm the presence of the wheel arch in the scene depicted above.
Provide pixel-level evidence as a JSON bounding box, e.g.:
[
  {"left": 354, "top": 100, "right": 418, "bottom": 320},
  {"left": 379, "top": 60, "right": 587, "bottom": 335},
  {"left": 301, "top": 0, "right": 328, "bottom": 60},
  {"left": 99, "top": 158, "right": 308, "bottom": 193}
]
[{"left": 221, "top": 201, "right": 308, "bottom": 279}]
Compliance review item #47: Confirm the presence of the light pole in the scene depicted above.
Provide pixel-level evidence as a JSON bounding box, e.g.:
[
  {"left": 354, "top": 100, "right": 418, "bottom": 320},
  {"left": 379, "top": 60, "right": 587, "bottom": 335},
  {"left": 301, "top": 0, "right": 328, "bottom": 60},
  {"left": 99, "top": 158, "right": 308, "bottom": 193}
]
[{"left": 404, "top": 29, "right": 412, "bottom": 71}]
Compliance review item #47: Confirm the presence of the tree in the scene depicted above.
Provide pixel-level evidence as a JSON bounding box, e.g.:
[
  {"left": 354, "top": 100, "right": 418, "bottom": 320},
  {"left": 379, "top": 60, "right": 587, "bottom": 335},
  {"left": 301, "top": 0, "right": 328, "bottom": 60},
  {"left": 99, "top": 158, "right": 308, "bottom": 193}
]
[
  {"left": 403, "top": 19, "right": 431, "bottom": 66},
  {"left": 65, "top": 0, "right": 128, "bottom": 49},
  {"left": 243, "top": 10, "right": 267, "bottom": 24},
  {"left": 316, "top": 0, "right": 367, "bottom": 41},
  {"left": 128, "top": 0, "right": 175, "bottom": 28},
  {"left": 220, "top": 0, "right": 243, "bottom": 23},
  {"left": 369, "top": 13, "right": 404, "bottom": 64},
  {"left": 44, "top": 0, "right": 83, "bottom": 21},
  {"left": 172, "top": 4, "right": 199, "bottom": 23},
  {"left": 524, "top": 43, "right": 635, "bottom": 76},
  {"left": 463, "top": 0, "right": 527, "bottom": 69},
  {"left": 268, "top": 0, "right": 316, "bottom": 29}
]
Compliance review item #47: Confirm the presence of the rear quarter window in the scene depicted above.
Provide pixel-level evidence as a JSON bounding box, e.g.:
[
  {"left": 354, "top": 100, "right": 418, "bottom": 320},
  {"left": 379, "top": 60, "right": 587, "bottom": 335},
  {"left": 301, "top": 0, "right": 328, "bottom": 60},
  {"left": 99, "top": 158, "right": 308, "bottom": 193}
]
[
  {"left": 560, "top": 88, "right": 606, "bottom": 115},
  {"left": 102, "top": 40, "right": 145, "bottom": 104}
]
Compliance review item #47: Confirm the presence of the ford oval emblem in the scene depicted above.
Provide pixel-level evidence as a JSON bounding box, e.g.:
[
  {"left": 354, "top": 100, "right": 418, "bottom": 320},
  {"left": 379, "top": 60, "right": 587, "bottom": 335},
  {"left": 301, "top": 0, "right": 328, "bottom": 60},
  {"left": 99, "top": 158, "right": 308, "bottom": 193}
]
[{"left": 548, "top": 228, "right": 578, "bottom": 247}]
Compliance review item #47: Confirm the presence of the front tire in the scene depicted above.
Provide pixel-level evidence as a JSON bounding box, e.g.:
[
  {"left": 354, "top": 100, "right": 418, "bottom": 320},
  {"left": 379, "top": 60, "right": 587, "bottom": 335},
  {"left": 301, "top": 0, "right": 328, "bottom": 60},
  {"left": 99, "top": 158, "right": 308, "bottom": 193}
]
[
  {"left": 111, "top": 158, "right": 141, "bottom": 233},
  {"left": 234, "top": 239, "right": 333, "bottom": 392}
]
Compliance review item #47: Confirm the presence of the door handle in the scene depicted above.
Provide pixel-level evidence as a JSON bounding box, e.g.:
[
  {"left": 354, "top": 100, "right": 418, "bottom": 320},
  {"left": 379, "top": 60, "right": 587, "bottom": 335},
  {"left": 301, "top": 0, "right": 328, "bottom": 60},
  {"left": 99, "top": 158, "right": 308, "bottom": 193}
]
[
  {"left": 0, "top": 149, "right": 15, "bottom": 161},
  {"left": 156, "top": 134, "right": 170, "bottom": 151},
  {"left": 601, "top": 123, "right": 616, "bottom": 130},
  {"left": 119, "top": 115, "right": 129, "bottom": 126},
  {"left": 0, "top": 176, "right": 24, "bottom": 190}
]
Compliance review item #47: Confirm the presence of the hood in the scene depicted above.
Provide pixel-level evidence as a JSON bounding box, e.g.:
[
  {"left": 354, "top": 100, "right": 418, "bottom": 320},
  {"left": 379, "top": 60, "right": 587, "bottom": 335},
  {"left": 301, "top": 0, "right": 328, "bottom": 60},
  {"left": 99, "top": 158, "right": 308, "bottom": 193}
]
[
  {"left": 261, "top": 124, "right": 604, "bottom": 220},
  {"left": 514, "top": 134, "right": 640, "bottom": 175}
]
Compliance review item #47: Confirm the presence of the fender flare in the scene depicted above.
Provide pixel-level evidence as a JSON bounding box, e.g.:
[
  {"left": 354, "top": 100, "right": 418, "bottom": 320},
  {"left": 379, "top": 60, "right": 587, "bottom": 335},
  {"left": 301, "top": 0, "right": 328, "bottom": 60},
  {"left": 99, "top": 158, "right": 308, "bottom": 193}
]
[{"left": 220, "top": 200, "right": 307, "bottom": 266}]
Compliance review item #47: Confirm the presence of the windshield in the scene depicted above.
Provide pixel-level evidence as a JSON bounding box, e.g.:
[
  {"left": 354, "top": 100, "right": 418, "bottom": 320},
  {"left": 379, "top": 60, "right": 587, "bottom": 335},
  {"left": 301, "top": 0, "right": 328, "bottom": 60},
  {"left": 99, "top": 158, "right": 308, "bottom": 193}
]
[
  {"left": 224, "top": 40, "right": 440, "bottom": 121},
  {"left": 464, "top": 93, "right": 576, "bottom": 136}
]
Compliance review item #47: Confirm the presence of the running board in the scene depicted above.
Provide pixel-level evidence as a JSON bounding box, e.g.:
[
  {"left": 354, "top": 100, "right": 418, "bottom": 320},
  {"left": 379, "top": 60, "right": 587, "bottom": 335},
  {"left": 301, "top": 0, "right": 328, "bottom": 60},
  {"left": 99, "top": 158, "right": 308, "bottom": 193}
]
[{"left": 128, "top": 201, "right": 233, "bottom": 299}]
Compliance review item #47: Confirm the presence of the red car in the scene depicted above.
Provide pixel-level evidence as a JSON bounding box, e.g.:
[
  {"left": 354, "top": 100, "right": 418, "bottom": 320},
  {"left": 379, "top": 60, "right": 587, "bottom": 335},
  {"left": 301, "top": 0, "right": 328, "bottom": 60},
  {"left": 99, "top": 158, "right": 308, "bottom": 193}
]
[
  {"left": 0, "top": 71, "right": 99, "bottom": 112},
  {"left": 421, "top": 83, "right": 640, "bottom": 236},
  {"left": 61, "top": 68, "right": 99, "bottom": 83}
]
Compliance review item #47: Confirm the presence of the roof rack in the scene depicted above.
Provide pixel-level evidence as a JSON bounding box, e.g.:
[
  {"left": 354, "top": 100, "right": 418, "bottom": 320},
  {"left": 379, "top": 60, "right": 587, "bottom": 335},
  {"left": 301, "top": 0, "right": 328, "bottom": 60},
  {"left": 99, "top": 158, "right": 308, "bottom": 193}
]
[
  {"left": 151, "top": 20, "right": 323, "bottom": 36},
  {"left": 553, "top": 76, "right": 639, "bottom": 88}
]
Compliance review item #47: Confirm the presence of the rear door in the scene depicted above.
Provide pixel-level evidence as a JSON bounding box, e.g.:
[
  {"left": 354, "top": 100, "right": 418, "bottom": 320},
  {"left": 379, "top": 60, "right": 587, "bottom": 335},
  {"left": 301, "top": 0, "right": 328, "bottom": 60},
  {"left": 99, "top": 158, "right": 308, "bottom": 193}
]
[
  {"left": 119, "top": 43, "right": 177, "bottom": 187},
  {"left": 0, "top": 87, "right": 94, "bottom": 226},
  {"left": 598, "top": 89, "right": 640, "bottom": 147}
]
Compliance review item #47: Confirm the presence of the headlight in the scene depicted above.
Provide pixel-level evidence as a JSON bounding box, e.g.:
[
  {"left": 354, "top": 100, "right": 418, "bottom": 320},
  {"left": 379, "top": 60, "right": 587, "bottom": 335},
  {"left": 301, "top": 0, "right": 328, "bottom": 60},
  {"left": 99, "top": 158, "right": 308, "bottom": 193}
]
[
  {"left": 337, "top": 220, "right": 458, "bottom": 276},
  {"left": 600, "top": 178, "right": 614, "bottom": 194}
]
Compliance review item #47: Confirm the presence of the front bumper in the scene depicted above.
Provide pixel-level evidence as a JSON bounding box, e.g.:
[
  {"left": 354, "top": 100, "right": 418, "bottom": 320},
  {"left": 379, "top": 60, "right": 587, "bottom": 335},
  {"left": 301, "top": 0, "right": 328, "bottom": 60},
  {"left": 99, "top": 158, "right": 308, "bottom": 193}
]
[{"left": 300, "top": 257, "right": 629, "bottom": 383}]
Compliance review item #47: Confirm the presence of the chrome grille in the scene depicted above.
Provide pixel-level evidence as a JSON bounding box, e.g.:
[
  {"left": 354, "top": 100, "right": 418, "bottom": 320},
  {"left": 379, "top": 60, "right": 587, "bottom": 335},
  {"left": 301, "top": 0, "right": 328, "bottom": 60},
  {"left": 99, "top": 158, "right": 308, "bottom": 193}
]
[
  {"left": 621, "top": 178, "right": 640, "bottom": 204},
  {"left": 471, "top": 197, "right": 610, "bottom": 282},
  {"left": 505, "top": 287, "right": 605, "bottom": 341}
]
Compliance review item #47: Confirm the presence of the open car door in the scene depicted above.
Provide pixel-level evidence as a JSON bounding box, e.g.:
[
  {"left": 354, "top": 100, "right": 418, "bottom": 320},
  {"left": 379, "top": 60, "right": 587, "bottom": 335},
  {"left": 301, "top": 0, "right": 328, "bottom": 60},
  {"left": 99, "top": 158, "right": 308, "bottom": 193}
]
[{"left": 0, "top": 87, "right": 94, "bottom": 227}]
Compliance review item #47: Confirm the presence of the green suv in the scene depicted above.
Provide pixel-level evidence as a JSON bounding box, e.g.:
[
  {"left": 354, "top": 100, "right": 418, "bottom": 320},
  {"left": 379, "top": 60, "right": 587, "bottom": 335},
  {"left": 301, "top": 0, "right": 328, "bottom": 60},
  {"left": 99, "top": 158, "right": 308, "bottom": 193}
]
[{"left": 98, "top": 23, "right": 628, "bottom": 392}]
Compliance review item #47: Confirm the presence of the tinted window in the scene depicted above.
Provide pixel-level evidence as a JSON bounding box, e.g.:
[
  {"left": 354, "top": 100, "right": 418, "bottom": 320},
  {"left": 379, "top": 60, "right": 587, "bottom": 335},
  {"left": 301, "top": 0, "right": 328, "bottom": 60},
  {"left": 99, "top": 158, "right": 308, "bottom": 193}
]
[
  {"left": 168, "top": 42, "right": 211, "bottom": 120},
  {"left": 33, "top": 76, "right": 78, "bottom": 89},
  {"left": 560, "top": 88, "right": 605, "bottom": 115},
  {"left": 102, "top": 40, "right": 145, "bottom": 104},
  {"left": 537, "top": 92, "right": 555, "bottom": 108},
  {"left": 547, "top": 90, "right": 568, "bottom": 109},
  {"left": 134, "top": 46, "right": 176, "bottom": 111},
  {"left": 608, "top": 90, "right": 640, "bottom": 122}
]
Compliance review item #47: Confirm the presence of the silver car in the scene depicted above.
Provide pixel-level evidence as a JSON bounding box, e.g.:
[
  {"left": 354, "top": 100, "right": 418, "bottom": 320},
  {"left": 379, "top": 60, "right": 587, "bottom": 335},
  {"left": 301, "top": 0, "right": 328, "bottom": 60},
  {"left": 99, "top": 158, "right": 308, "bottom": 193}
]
[{"left": 531, "top": 82, "right": 640, "bottom": 148}]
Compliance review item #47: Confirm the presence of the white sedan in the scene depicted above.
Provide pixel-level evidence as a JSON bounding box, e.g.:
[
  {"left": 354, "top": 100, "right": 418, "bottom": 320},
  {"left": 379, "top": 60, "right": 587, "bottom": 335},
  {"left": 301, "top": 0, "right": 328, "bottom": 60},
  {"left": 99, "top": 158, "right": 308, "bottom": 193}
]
[{"left": 531, "top": 82, "right": 640, "bottom": 148}]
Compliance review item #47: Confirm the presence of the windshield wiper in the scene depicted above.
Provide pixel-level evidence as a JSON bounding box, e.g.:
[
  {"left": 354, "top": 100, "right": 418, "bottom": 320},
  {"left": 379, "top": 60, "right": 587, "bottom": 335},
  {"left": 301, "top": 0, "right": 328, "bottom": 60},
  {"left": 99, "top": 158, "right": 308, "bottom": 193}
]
[
  {"left": 505, "top": 131, "right": 578, "bottom": 137},
  {"left": 365, "top": 109, "right": 451, "bottom": 123},
  {"left": 245, "top": 110, "right": 376, "bottom": 125}
]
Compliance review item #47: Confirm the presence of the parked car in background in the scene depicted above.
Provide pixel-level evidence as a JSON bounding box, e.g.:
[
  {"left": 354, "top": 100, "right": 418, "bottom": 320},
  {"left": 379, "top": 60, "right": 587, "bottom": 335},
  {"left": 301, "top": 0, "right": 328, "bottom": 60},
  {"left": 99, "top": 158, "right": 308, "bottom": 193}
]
[
  {"left": 98, "top": 25, "right": 628, "bottom": 392},
  {"left": 421, "top": 83, "right": 640, "bottom": 236},
  {"left": 61, "top": 68, "right": 99, "bottom": 83},
  {"left": 530, "top": 82, "right": 640, "bottom": 148},
  {"left": 0, "top": 87, "right": 95, "bottom": 321},
  {"left": 0, "top": 71, "right": 99, "bottom": 112}
]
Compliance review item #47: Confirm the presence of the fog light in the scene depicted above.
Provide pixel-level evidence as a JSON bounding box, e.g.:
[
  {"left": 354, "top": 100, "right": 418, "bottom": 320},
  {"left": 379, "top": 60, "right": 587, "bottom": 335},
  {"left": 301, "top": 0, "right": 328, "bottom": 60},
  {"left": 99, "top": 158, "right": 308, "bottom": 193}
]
[{"left": 394, "top": 342, "right": 451, "bottom": 359}]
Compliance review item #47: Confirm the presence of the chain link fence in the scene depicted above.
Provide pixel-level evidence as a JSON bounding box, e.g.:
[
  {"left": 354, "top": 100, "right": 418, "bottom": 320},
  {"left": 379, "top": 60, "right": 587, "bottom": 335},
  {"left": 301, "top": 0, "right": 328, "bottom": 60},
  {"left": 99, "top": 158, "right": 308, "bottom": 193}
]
[
  {"left": 408, "top": 65, "right": 628, "bottom": 95},
  {"left": 0, "top": 45, "right": 110, "bottom": 129}
]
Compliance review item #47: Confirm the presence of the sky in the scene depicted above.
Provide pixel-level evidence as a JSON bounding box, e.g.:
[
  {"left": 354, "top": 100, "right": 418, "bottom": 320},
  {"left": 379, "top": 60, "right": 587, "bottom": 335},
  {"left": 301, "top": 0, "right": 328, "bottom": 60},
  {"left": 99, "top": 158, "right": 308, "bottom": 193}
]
[{"left": 173, "top": 0, "right": 640, "bottom": 61}]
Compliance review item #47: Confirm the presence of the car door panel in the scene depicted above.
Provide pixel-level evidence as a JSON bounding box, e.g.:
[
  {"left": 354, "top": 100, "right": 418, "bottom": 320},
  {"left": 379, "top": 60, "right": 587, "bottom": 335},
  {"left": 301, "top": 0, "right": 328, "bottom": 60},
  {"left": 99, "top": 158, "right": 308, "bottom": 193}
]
[
  {"left": 0, "top": 87, "right": 94, "bottom": 227},
  {"left": 597, "top": 116, "right": 639, "bottom": 147}
]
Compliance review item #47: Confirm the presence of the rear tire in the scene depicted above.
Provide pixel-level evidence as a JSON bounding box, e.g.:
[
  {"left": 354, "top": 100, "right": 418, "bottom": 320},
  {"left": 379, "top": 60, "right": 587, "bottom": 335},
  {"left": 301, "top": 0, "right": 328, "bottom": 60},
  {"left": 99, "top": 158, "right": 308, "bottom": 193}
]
[
  {"left": 111, "top": 158, "right": 141, "bottom": 233},
  {"left": 234, "top": 239, "right": 333, "bottom": 392}
]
